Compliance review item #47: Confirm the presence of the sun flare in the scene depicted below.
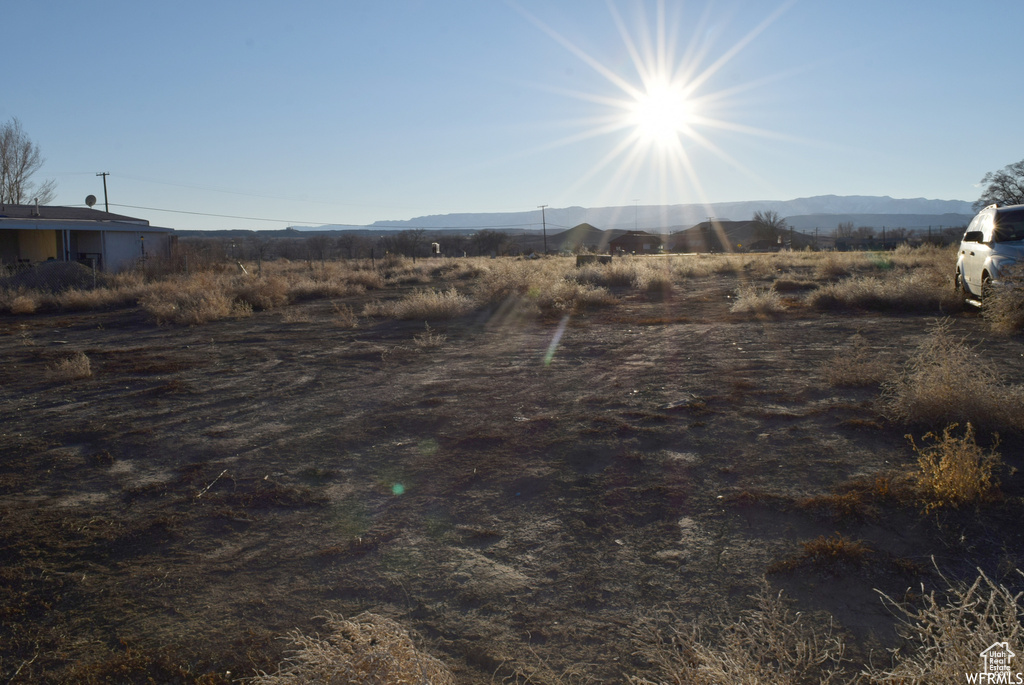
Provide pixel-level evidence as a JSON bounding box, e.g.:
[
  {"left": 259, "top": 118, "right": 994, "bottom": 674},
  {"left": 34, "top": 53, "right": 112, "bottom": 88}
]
[
  {"left": 514, "top": 0, "right": 796, "bottom": 209},
  {"left": 628, "top": 80, "right": 695, "bottom": 147}
]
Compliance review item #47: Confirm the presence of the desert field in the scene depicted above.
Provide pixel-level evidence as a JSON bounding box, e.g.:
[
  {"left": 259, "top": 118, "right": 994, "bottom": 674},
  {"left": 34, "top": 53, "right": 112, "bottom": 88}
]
[{"left": 2, "top": 248, "right": 1022, "bottom": 683}]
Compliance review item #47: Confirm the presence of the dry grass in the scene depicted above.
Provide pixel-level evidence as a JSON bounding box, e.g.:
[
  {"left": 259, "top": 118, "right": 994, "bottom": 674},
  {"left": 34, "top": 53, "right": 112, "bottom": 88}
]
[
  {"left": 234, "top": 275, "right": 291, "bottom": 310},
  {"left": 363, "top": 288, "right": 473, "bottom": 320},
  {"left": 9, "top": 293, "right": 39, "bottom": 314},
  {"left": 907, "top": 423, "right": 1003, "bottom": 512},
  {"left": 573, "top": 257, "right": 674, "bottom": 293},
  {"left": 823, "top": 333, "right": 892, "bottom": 387},
  {"left": 412, "top": 323, "right": 446, "bottom": 349},
  {"left": 814, "top": 252, "right": 852, "bottom": 280},
  {"left": 54, "top": 286, "right": 142, "bottom": 311},
  {"left": 472, "top": 259, "right": 617, "bottom": 316},
  {"left": 139, "top": 278, "right": 236, "bottom": 325},
  {"left": 730, "top": 285, "right": 786, "bottom": 315},
  {"left": 865, "top": 568, "right": 1024, "bottom": 684},
  {"left": 768, "top": 533, "right": 873, "bottom": 575},
  {"left": 248, "top": 612, "right": 455, "bottom": 685},
  {"left": 809, "top": 270, "right": 963, "bottom": 313},
  {"left": 879, "top": 319, "right": 1024, "bottom": 431},
  {"left": 984, "top": 262, "right": 1024, "bottom": 334},
  {"left": 629, "top": 566, "right": 1024, "bottom": 685},
  {"left": 45, "top": 351, "right": 93, "bottom": 381},
  {"left": 574, "top": 259, "right": 643, "bottom": 288},
  {"left": 629, "top": 586, "right": 849, "bottom": 685},
  {"left": 1, "top": 247, "right": 960, "bottom": 324},
  {"left": 540, "top": 279, "right": 618, "bottom": 312},
  {"left": 332, "top": 303, "right": 359, "bottom": 328}
]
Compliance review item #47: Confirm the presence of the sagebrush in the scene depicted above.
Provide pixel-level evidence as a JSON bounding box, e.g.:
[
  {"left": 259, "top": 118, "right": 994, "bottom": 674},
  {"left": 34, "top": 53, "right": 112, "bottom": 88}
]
[
  {"left": 907, "top": 422, "right": 1002, "bottom": 512},
  {"left": 248, "top": 612, "right": 455, "bottom": 685}
]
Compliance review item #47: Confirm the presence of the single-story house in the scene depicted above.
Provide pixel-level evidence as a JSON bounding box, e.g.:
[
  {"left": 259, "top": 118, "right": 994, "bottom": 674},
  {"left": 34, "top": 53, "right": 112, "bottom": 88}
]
[
  {"left": 0, "top": 204, "right": 175, "bottom": 272},
  {"left": 609, "top": 230, "right": 663, "bottom": 254}
]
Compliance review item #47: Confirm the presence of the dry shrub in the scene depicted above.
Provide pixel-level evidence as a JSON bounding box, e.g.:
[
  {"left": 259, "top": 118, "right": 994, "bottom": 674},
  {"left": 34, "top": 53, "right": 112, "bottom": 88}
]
[
  {"left": 573, "top": 257, "right": 671, "bottom": 291},
  {"left": 796, "top": 533, "right": 871, "bottom": 568},
  {"left": 231, "top": 300, "right": 254, "bottom": 318},
  {"left": 880, "top": 319, "right": 1024, "bottom": 431},
  {"left": 670, "top": 255, "right": 720, "bottom": 279},
  {"left": 412, "top": 322, "right": 446, "bottom": 349},
  {"left": 798, "top": 489, "right": 880, "bottom": 523},
  {"left": 364, "top": 288, "right": 472, "bottom": 320},
  {"left": 9, "top": 293, "right": 39, "bottom": 314},
  {"left": 45, "top": 351, "right": 93, "bottom": 381},
  {"left": 907, "top": 423, "right": 1002, "bottom": 512},
  {"left": 742, "top": 255, "right": 778, "bottom": 280},
  {"left": 538, "top": 279, "right": 617, "bottom": 313},
  {"left": 730, "top": 285, "right": 785, "bottom": 315},
  {"left": 55, "top": 286, "right": 140, "bottom": 311},
  {"left": 823, "top": 333, "right": 890, "bottom": 387},
  {"left": 233, "top": 275, "right": 290, "bottom": 310},
  {"left": 888, "top": 242, "right": 959, "bottom": 270},
  {"left": 248, "top": 612, "right": 454, "bottom": 685},
  {"left": 332, "top": 303, "right": 358, "bottom": 328},
  {"left": 773, "top": 278, "right": 816, "bottom": 293},
  {"left": 430, "top": 259, "right": 487, "bottom": 282},
  {"left": 629, "top": 587, "right": 848, "bottom": 685},
  {"left": 984, "top": 262, "right": 1024, "bottom": 334},
  {"left": 345, "top": 268, "right": 386, "bottom": 290},
  {"left": 574, "top": 260, "right": 637, "bottom": 288},
  {"left": 866, "top": 568, "right": 1023, "bottom": 684},
  {"left": 810, "top": 270, "right": 962, "bottom": 313},
  {"left": 473, "top": 259, "right": 547, "bottom": 305},
  {"left": 472, "top": 259, "right": 615, "bottom": 315},
  {"left": 291, "top": 278, "right": 362, "bottom": 301},
  {"left": 139, "top": 277, "right": 235, "bottom": 325},
  {"left": 768, "top": 533, "right": 873, "bottom": 575},
  {"left": 815, "top": 253, "right": 851, "bottom": 280}
]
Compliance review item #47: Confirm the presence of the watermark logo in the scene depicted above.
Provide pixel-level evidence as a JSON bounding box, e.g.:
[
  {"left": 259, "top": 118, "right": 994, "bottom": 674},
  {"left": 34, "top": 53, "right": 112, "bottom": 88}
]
[{"left": 966, "top": 642, "right": 1023, "bottom": 684}]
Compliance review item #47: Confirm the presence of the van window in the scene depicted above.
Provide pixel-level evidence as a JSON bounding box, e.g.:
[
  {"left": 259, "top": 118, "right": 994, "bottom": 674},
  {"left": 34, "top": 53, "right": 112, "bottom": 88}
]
[{"left": 994, "top": 208, "right": 1024, "bottom": 242}]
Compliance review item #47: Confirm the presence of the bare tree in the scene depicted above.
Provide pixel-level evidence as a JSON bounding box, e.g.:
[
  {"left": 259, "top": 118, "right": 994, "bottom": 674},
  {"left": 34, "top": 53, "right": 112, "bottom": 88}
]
[
  {"left": 470, "top": 230, "right": 508, "bottom": 256},
  {"left": 0, "top": 117, "right": 56, "bottom": 205},
  {"left": 752, "top": 210, "right": 787, "bottom": 242},
  {"left": 336, "top": 232, "right": 371, "bottom": 259},
  {"left": 401, "top": 228, "right": 427, "bottom": 262},
  {"left": 974, "top": 159, "right": 1024, "bottom": 210},
  {"left": 249, "top": 234, "right": 274, "bottom": 274},
  {"left": 834, "top": 221, "right": 855, "bottom": 239},
  {"left": 305, "top": 234, "right": 333, "bottom": 263},
  {"left": 855, "top": 226, "right": 875, "bottom": 239}
]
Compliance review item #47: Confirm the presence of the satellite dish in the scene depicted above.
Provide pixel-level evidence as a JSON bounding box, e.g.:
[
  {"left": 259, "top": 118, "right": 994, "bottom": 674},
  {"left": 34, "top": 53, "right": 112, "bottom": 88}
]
[{"left": 85, "top": 195, "right": 97, "bottom": 208}]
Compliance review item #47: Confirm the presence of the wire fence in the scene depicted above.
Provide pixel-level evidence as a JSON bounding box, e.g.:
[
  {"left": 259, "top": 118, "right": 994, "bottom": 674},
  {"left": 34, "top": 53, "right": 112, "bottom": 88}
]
[{"left": 0, "top": 260, "right": 107, "bottom": 293}]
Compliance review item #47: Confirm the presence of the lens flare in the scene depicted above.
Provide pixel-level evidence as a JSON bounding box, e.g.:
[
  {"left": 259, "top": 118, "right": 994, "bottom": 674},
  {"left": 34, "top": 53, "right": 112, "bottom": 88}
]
[
  {"left": 510, "top": 0, "right": 800, "bottom": 209},
  {"left": 629, "top": 79, "right": 695, "bottom": 147}
]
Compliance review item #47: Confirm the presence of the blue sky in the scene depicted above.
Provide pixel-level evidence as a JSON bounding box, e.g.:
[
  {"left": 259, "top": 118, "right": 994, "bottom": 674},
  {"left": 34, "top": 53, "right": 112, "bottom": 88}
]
[{"left": 8, "top": 0, "right": 1024, "bottom": 230}]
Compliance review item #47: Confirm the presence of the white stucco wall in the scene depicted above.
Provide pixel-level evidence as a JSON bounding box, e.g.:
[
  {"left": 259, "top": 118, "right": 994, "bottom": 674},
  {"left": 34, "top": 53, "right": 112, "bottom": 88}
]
[{"left": 103, "top": 231, "right": 171, "bottom": 271}]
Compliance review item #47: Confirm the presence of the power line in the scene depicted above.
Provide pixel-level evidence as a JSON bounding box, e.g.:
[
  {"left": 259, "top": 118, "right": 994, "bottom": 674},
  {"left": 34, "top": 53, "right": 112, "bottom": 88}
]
[{"left": 107, "top": 203, "right": 546, "bottom": 231}]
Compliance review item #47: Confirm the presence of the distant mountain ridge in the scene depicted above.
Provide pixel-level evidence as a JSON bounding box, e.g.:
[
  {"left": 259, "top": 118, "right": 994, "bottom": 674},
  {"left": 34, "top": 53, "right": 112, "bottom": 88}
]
[{"left": 307, "top": 195, "right": 974, "bottom": 232}]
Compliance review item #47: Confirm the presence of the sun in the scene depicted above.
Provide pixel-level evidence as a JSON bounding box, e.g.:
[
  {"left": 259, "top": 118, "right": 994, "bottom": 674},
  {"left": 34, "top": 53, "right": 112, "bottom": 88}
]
[
  {"left": 511, "top": 0, "right": 796, "bottom": 208},
  {"left": 628, "top": 79, "right": 696, "bottom": 147}
]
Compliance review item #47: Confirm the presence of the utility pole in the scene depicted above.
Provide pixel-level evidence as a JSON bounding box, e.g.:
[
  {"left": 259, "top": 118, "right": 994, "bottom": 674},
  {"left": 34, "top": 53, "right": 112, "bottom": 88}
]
[
  {"left": 633, "top": 199, "right": 639, "bottom": 230},
  {"left": 538, "top": 205, "right": 548, "bottom": 254},
  {"left": 96, "top": 172, "right": 110, "bottom": 212}
]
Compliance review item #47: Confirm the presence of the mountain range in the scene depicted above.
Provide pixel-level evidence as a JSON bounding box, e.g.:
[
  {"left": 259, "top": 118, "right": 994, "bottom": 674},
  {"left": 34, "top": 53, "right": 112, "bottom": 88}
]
[{"left": 302, "top": 195, "right": 975, "bottom": 233}]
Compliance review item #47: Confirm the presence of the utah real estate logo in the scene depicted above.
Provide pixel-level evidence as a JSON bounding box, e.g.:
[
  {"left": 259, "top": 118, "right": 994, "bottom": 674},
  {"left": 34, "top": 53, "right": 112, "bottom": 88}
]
[{"left": 967, "top": 642, "right": 1023, "bottom": 684}]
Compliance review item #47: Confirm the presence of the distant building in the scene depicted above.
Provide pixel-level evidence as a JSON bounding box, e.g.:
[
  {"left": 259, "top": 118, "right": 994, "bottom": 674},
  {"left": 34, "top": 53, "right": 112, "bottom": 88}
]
[
  {"left": 609, "top": 230, "right": 663, "bottom": 254},
  {"left": 0, "top": 204, "right": 174, "bottom": 271}
]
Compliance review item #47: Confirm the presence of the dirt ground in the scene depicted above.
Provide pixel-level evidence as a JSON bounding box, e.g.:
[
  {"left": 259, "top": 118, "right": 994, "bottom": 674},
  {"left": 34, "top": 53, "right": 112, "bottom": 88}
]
[{"left": 2, "top": 266, "right": 1023, "bottom": 683}]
